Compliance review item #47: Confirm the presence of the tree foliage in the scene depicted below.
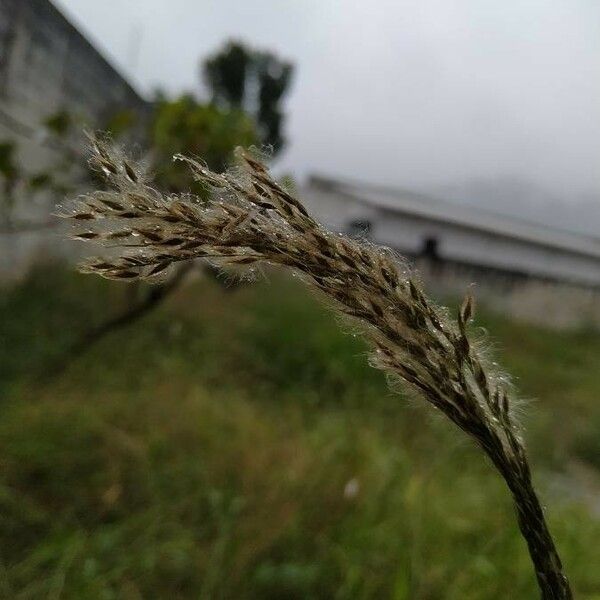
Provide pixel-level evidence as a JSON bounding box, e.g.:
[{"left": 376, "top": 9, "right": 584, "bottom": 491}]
[
  {"left": 203, "top": 40, "right": 293, "bottom": 154},
  {"left": 150, "top": 95, "right": 257, "bottom": 193}
]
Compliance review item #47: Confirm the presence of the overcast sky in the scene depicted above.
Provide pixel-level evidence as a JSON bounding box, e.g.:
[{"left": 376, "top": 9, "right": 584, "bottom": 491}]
[{"left": 54, "top": 0, "right": 599, "bottom": 197}]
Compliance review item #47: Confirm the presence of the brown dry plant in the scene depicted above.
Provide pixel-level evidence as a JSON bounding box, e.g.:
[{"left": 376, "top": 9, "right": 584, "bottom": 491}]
[{"left": 61, "top": 138, "right": 572, "bottom": 600}]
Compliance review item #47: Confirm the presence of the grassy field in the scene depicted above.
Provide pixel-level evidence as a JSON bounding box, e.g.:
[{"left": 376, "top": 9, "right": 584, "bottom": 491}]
[{"left": 1, "top": 263, "right": 599, "bottom": 599}]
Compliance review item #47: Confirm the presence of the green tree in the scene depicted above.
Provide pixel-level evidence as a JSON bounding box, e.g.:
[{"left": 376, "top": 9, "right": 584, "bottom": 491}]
[
  {"left": 150, "top": 94, "right": 257, "bottom": 193},
  {"left": 203, "top": 40, "right": 294, "bottom": 154}
]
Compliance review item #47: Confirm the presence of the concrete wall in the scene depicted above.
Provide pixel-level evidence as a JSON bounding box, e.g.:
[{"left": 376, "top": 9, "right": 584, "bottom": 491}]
[
  {"left": 0, "top": 0, "right": 145, "bottom": 128},
  {"left": 417, "top": 260, "right": 600, "bottom": 329},
  {"left": 0, "top": 0, "right": 147, "bottom": 281}
]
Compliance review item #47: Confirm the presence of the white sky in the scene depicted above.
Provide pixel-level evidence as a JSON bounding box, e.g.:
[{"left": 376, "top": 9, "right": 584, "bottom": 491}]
[{"left": 54, "top": 0, "right": 600, "bottom": 196}]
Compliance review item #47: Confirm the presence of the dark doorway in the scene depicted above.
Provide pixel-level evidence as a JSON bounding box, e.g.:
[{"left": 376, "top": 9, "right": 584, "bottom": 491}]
[
  {"left": 347, "top": 219, "right": 372, "bottom": 239},
  {"left": 422, "top": 236, "right": 439, "bottom": 261}
]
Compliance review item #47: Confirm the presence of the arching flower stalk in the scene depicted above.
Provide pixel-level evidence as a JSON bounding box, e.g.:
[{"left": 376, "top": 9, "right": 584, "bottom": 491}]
[{"left": 61, "top": 138, "right": 572, "bottom": 599}]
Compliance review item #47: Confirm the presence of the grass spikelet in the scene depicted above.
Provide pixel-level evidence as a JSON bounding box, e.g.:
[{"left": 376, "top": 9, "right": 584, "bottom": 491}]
[{"left": 62, "top": 137, "right": 572, "bottom": 599}]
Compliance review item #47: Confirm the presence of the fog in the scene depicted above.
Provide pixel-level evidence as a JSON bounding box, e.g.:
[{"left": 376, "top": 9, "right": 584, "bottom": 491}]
[{"left": 54, "top": 0, "right": 600, "bottom": 225}]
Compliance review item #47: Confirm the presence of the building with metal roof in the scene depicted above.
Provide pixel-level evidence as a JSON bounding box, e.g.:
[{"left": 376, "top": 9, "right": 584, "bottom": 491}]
[{"left": 302, "top": 175, "right": 600, "bottom": 288}]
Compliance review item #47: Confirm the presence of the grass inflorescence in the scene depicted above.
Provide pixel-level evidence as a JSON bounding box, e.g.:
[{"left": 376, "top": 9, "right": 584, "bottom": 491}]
[{"left": 61, "top": 138, "right": 572, "bottom": 598}]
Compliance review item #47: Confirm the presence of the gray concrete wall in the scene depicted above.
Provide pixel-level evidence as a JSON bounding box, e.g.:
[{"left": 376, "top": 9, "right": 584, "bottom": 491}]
[
  {"left": 0, "top": 0, "right": 145, "bottom": 127},
  {"left": 0, "top": 0, "right": 147, "bottom": 281}
]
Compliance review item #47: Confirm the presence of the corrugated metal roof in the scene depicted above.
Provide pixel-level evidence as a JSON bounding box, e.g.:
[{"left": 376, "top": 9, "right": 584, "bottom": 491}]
[{"left": 309, "top": 175, "right": 600, "bottom": 260}]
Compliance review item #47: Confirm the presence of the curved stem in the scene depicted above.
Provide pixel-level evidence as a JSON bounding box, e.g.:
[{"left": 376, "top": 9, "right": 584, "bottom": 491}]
[
  {"left": 488, "top": 448, "right": 572, "bottom": 599},
  {"left": 508, "top": 470, "right": 572, "bottom": 599}
]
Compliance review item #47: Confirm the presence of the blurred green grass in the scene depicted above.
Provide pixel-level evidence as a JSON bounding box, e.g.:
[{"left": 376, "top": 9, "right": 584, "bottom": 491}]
[{"left": 0, "top": 264, "right": 599, "bottom": 599}]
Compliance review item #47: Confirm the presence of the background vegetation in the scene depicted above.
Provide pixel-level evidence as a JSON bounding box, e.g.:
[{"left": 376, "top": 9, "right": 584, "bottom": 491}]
[{"left": 1, "top": 265, "right": 599, "bottom": 599}]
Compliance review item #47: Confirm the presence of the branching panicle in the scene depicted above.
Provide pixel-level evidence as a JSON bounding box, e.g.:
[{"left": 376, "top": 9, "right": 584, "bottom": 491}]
[{"left": 61, "top": 138, "right": 572, "bottom": 600}]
